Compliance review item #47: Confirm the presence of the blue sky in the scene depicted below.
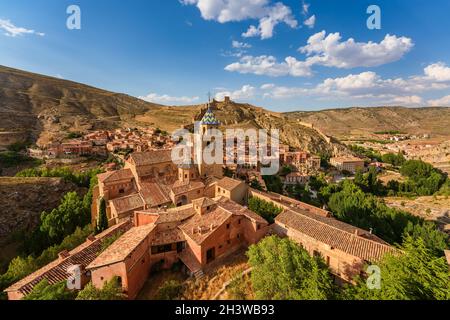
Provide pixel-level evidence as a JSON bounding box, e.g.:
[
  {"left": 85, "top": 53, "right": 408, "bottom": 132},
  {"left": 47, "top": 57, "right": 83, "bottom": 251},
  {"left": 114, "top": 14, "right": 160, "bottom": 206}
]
[{"left": 1, "top": 0, "right": 450, "bottom": 111}]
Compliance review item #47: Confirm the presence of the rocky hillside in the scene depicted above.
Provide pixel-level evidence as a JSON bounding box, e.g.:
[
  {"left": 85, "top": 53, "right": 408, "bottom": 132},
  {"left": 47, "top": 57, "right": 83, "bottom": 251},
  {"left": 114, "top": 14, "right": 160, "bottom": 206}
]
[
  {"left": 0, "top": 65, "right": 162, "bottom": 146},
  {"left": 285, "top": 107, "right": 450, "bottom": 139},
  {"left": 0, "top": 177, "right": 85, "bottom": 244},
  {"left": 139, "top": 99, "right": 344, "bottom": 155},
  {"left": 0, "top": 65, "right": 341, "bottom": 156}
]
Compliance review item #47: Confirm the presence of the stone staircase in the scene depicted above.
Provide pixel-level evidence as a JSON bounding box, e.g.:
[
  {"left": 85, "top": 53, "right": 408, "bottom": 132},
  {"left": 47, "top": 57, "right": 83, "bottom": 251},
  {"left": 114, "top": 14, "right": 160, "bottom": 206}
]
[
  {"left": 179, "top": 249, "right": 204, "bottom": 279},
  {"left": 192, "top": 269, "right": 205, "bottom": 279}
]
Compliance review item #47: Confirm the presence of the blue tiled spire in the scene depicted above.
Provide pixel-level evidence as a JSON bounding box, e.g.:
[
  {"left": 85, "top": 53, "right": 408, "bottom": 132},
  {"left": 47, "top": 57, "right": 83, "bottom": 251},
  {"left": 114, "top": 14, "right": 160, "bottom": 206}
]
[{"left": 201, "top": 107, "right": 220, "bottom": 125}]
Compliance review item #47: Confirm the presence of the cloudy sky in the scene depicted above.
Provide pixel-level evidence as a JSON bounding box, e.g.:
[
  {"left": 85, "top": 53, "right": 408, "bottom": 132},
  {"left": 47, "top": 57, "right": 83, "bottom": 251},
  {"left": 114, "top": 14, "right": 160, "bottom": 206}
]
[{"left": 1, "top": 0, "right": 450, "bottom": 111}]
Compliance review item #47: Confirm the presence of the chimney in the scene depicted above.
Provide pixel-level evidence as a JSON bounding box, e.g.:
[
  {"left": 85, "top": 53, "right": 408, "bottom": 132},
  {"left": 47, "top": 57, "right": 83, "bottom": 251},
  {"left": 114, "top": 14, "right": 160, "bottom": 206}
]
[
  {"left": 369, "top": 228, "right": 373, "bottom": 234},
  {"left": 354, "top": 229, "right": 360, "bottom": 236}
]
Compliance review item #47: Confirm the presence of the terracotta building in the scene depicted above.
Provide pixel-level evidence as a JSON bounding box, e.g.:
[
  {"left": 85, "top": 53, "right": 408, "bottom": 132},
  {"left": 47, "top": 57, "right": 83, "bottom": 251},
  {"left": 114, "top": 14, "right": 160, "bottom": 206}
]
[
  {"left": 248, "top": 189, "right": 397, "bottom": 283},
  {"left": 330, "top": 156, "right": 365, "bottom": 173},
  {"left": 92, "top": 107, "right": 225, "bottom": 227},
  {"left": 86, "top": 193, "right": 269, "bottom": 299},
  {"left": 4, "top": 222, "right": 130, "bottom": 300}
]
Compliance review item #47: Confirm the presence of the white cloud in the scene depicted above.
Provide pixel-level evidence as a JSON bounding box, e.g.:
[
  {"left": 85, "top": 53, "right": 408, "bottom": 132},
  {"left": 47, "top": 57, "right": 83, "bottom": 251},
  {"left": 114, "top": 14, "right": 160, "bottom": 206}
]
[
  {"left": 215, "top": 85, "right": 256, "bottom": 101},
  {"left": 256, "top": 62, "right": 450, "bottom": 105},
  {"left": 224, "top": 55, "right": 312, "bottom": 77},
  {"left": 388, "top": 95, "right": 423, "bottom": 106},
  {"left": 303, "top": 15, "right": 315, "bottom": 29},
  {"left": 138, "top": 93, "right": 200, "bottom": 105},
  {"left": 0, "top": 19, "right": 45, "bottom": 37},
  {"left": 225, "top": 31, "right": 414, "bottom": 78},
  {"left": 300, "top": 31, "right": 413, "bottom": 68},
  {"left": 232, "top": 40, "right": 251, "bottom": 49},
  {"left": 181, "top": 0, "right": 297, "bottom": 39},
  {"left": 302, "top": 1, "right": 310, "bottom": 15},
  {"left": 428, "top": 95, "right": 450, "bottom": 106},
  {"left": 242, "top": 2, "right": 298, "bottom": 39},
  {"left": 423, "top": 62, "right": 450, "bottom": 82},
  {"left": 260, "top": 83, "right": 275, "bottom": 90}
]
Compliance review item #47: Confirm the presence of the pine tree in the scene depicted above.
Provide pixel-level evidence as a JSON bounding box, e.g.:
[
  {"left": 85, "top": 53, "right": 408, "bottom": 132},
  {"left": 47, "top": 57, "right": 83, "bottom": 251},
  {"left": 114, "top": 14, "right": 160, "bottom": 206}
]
[{"left": 96, "top": 198, "right": 108, "bottom": 234}]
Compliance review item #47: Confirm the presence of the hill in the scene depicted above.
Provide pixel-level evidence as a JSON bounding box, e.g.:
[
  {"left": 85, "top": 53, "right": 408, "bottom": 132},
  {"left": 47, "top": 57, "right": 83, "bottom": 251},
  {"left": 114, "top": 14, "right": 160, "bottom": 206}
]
[
  {"left": 0, "top": 65, "right": 339, "bottom": 156},
  {"left": 0, "top": 65, "right": 162, "bottom": 146},
  {"left": 285, "top": 107, "right": 450, "bottom": 140}
]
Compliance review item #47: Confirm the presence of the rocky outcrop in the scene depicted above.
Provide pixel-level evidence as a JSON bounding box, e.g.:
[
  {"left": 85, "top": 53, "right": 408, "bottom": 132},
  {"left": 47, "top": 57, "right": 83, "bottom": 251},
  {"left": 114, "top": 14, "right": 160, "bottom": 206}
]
[{"left": 0, "top": 177, "right": 86, "bottom": 244}]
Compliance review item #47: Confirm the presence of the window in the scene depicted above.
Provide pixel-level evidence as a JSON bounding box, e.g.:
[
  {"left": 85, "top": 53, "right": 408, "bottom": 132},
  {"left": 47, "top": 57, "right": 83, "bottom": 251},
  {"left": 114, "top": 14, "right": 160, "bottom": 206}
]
[
  {"left": 227, "top": 240, "right": 231, "bottom": 245},
  {"left": 237, "top": 234, "right": 241, "bottom": 239},
  {"left": 184, "top": 174, "right": 188, "bottom": 179},
  {"left": 119, "top": 188, "right": 125, "bottom": 194},
  {"left": 226, "top": 223, "right": 230, "bottom": 229},
  {"left": 238, "top": 219, "right": 241, "bottom": 224},
  {"left": 257, "top": 224, "right": 261, "bottom": 230},
  {"left": 151, "top": 244, "right": 174, "bottom": 254}
]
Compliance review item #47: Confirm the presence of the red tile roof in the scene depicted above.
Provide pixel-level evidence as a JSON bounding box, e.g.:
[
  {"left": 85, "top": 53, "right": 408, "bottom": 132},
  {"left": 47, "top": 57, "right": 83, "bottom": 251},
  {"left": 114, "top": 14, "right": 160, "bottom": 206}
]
[
  {"left": 149, "top": 227, "right": 185, "bottom": 246},
  {"left": 97, "top": 168, "right": 134, "bottom": 183},
  {"left": 217, "top": 197, "right": 268, "bottom": 225},
  {"left": 216, "top": 177, "right": 244, "bottom": 191},
  {"left": 179, "top": 207, "right": 233, "bottom": 244},
  {"left": 135, "top": 205, "right": 196, "bottom": 224},
  {"left": 275, "top": 209, "right": 396, "bottom": 262},
  {"left": 128, "top": 149, "right": 172, "bottom": 166},
  {"left": 139, "top": 181, "right": 171, "bottom": 207},
  {"left": 87, "top": 223, "right": 156, "bottom": 269},
  {"left": 171, "top": 180, "right": 204, "bottom": 195},
  {"left": 109, "top": 193, "right": 144, "bottom": 215},
  {"left": 4, "top": 222, "right": 131, "bottom": 296}
]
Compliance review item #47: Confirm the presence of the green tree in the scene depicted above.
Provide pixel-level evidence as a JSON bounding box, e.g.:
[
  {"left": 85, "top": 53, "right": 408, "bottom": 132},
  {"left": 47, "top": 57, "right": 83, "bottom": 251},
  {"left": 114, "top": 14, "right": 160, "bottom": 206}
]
[
  {"left": 248, "top": 197, "right": 283, "bottom": 224},
  {"left": 155, "top": 280, "right": 183, "bottom": 300},
  {"left": 262, "top": 175, "right": 283, "bottom": 194},
  {"left": 354, "top": 167, "right": 384, "bottom": 195},
  {"left": 402, "top": 221, "right": 449, "bottom": 256},
  {"left": 247, "top": 236, "right": 337, "bottom": 300},
  {"left": 24, "top": 280, "right": 76, "bottom": 300},
  {"left": 96, "top": 198, "right": 108, "bottom": 234},
  {"left": 76, "top": 277, "right": 125, "bottom": 300},
  {"left": 381, "top": 152, "right": 405, "bottom": 167},
  {"left": 327, "top": 180, "right": 422, "bottom": 243},
  {"left": 343, "top": 237, "right": 450, "bottom": 300},
  {"left": 40, "top": 192, "right": 87, "bottom": 243}
]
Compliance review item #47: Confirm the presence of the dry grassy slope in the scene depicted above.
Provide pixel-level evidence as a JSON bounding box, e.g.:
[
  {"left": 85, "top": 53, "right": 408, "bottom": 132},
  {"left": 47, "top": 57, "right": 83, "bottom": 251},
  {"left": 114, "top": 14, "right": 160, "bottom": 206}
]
[
  {"left": 0, "top": 65, "right": 162, "bottom": 145},
  {"left": 139, "top": 100, "right": 340, "bottom": 155},
  {"left": 0, "top": 65, "right": 339, "bottom": 155},
  {"left": 285, "top": 107, "right": 450, "bottom": 139}
]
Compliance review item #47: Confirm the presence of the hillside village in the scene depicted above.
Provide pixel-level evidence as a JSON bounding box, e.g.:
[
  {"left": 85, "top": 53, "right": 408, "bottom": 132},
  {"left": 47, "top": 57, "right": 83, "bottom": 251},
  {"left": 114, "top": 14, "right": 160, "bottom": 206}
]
[
  {"left": 4, "top": 102, "right": 448, "bottom": 301},
  {"left": 1, "top": 70, "right": 449, "bottom": 302}
]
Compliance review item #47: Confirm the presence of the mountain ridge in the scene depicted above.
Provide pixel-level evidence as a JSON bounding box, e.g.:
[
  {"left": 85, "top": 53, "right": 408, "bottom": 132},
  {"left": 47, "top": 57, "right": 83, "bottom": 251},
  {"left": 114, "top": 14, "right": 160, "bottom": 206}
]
[{"left": 2, "top": 65, "right": 448, "bottom": 155}]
